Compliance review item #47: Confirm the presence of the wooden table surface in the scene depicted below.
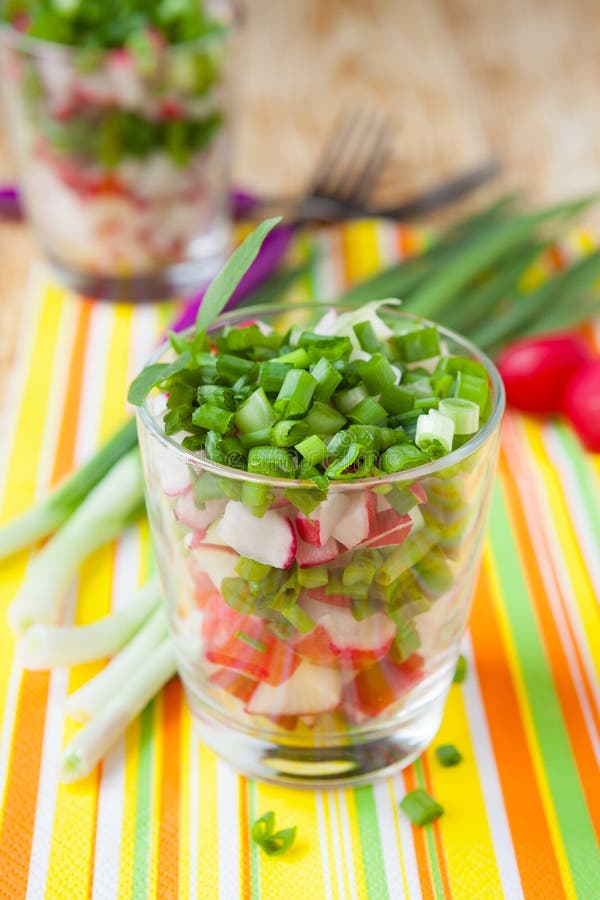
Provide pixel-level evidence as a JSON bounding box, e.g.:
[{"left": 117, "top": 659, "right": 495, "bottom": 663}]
[{"left": 1, "top": 0, "right": 599, "bottom": 407}]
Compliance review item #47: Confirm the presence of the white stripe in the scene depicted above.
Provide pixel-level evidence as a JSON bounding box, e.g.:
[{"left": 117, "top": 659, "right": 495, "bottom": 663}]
[
  {"left": 372, "top": 780, "right": 417, "bottom": 900},
  {"left": 215, "top": 759, "right": 240, "bottom": 899},
  {"left": 510, "top": 420, "right": 600, "bottom": 727},
  {"left": 25, "top": 592, "right": 76, "bottom": 900},
  {"left": 315, "top": 792, "right": 334, "bottom": 900},
  {"left": 462, "top": 634, "right": 525, "bottom": 900},
  {"left": 389, "top": 774, "right": 422, "bottom": 898},
  {"left": 75, "top": 304, "right": 114, "bottom": 461},
  {"left": 337, "top": 791, "right": 358, "bottom": 900},
  {"left": 375, "top": 220, "right": 401, "bottom": 267},
  {"left": 91, "top": 531, "right": 141, "bottom": 900},
  {"left": 325, "top": 790, "right": 347, "bottom": 900},
  {"left": 128, "top": 305, "right": 163, "bottom": 387},
  {"left": 314, "top": 231, "right": 342, "bottom": 302}
]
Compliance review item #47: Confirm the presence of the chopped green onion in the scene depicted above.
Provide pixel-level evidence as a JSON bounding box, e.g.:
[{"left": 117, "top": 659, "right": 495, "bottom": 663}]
[
  {"left": 325, "top": 443, "right": 361, "bottom": 479},
  {"left": 436, "top": 355, "right": 488, "bottom": 380},
  {"left": 295, "top": 434, "right": 329, "bottom": 465},
  {"left": 400, "top": 789, "right": 444, "bottom": 826},
  {"left": 274, "top": 369, "right": 317, "bottom": 418},
  {"left": 347, "top": 397, "right": 388, "bottom": 426},
  {"left": 271, "top": 419, "right": 310, "bottom": 447},
  {"left": 235, "top": 557, "right": 271, "bottom": 582},
  {"left": 438, "top": 398, "right": 480, "bottom": 435},
  {"left": 241, "top": 481, "right": 272, "bottom": 515},
  {"left": 305, "top": 401, "right": 347, "bottom": 434},
  {"left": 435, "top": 744, "right": 463, "bottom": 766},
  {"left": 239, "top": 427, "right": 273, "bottom": 450},
  {"left": 297, "top": 565, "right": 329, "bottom": 587},
  {"left": 334, "top": 385, "right": 369, "bottom": 415},
  {"left": 276, "top": 348, "right": 309, "bottom": 368},
  {"left": 415, "top": 410, "right": 455, "bottom": 455},
  {"left": 353, "top": 320, "right": 383, "bottom": 354},
  {"left": 258, "top": 361, "right": 292, "bottom": 393},
  {"left": 234, "top": 388, "right": 276, "bottom": 434},
  {"left": 379, "top": 384, "right": 415, "bottom": 415},
  {"left": 359, "top": 353, "right": 397, "bottom": 394},
  {"left": 311, "top": 357, "right": 343, "bottom": 402},
  {"left": 453, "top": 371, "right": 489, "bottom": 411},
  {"left": 251, "top": 812, "right": 297, "bottom": 857},
  {"left": 380, "top": 444, "right": 429, "bottom": 474},
  {"left": 216, "top": 353, "right": 258, "bottom": 385},
  {"left": 235, "top": 630, "right": 267, "bottom": 652},
  {"left": 453, "top": 654, "right": 468, "bottom": 683},
  {"left": 392, "top": 326, "right": 441, "bottom": 362},
  {"left": 192, "top": 403, "right": 234, "bottom": 434},
  {"left": 196, "top": 384, "right": 236, "bottom": 409},
  {"left": 247, "top": 446, "right": 295, "bottom": 478}
]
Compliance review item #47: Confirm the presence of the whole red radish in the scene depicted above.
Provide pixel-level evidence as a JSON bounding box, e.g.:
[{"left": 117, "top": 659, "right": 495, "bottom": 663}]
[
  {"left": 561, "top": 360, "right": 600, "bottom": 452},
  {"left": 496, "top": 333, "right": 591, "bottom": 415}
]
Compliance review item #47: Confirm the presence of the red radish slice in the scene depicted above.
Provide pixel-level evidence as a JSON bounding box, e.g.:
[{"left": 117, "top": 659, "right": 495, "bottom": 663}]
[
  {"left": 209, "top": 668, "right": 257, "bottom": 703},
  {"left": 332, "top": 492, "right": 376, "bottom": 549},
  {"left": 294, "top": 597, "right": 396, "bottom": 669},
  {"left": 215, "top": 501, "right": 296, "bottom": 569},
  {"left": 160, "top": 458, "right": 191, "bottom": 496},
  {"left": 174, "top": 493, "right": 227, "bottom": 531},
  {"left": 296, "top": 535, "right": 339, "bottom": 567},
  {"left": 295, "top": 493, "right": 350, "bottom": 547},
  {"left": 307, "top": 586, "right": 352, "bottom": 608},
  {"left": 409, "top": 483, "right": 427, "bottom": 505},
  {"left": 245, "top": 660, "right": 343, "bottom": 717},
  {"left": 189, "top": 545, "right": 238, "bottom": 592},
  {"left": 343, "top": 654, "right": 424, "bottom": 722},
  {"left": 358, "top": 508, "right": 413, "bottom": 549}
]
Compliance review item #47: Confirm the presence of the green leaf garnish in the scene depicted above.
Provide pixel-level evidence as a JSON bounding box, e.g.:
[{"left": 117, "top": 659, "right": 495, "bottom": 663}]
[
  {"left": 251, "top": 811, "right": 297, "bottom": 856},
  {"left": 127, "top": 354, "right": 191, "bottom": 407},
  {"left": 195, "top": 217, "right": 282, "bottom": 334}
]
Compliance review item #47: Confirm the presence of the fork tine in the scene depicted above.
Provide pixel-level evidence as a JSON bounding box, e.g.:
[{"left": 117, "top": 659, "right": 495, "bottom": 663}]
[{"left": 309, "top": 105, "right": 393, "bottom": 206}]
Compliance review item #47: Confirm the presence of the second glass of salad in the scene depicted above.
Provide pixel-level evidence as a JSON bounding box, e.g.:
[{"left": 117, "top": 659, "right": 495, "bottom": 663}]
[
  {"left": 0, "top": 0, "right": 236, "bottom": 300},
  {"left": 134, "top": 290, "right": 505, "bottom": 786}
]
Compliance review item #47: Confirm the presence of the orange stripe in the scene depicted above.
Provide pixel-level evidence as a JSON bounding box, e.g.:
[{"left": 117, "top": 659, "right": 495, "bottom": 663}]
[
  {"left": 397, "top": 225, "right": 420, "bottom": 259},
  {"left": 470, "top": 565, "right": 567, "bottom": 899},
  {"left": 0, "top": 300, "right": 91, "bottom": 898},
  {"left": 402, "top": 766, "right": 435, "bottom": 900},
  {"left": 238, "top": 776, "right": 252, "bottom": 898},
  {"left": 0, "top": 672, "right": 49, "bottom": 899},
  {"left": 157, "top": 678, "right": 182, "bottom": 900},
  {"left": 419, "top": 755, "right": 453, "bottom": 898},
  {"left": 498, "top": 453, "right": 600, "bottom": 840}
]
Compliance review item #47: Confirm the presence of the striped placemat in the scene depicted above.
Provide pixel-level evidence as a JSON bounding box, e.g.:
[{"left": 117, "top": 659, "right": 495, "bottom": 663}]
[{"left": 0, "top": 222, "right": 599, "bottom": 899}]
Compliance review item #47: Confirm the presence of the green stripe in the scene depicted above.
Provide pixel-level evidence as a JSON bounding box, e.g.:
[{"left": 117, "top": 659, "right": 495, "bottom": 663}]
[
  {"left": 413, "top": 759, "right": 445, "bottom": 900},
  {"left": 353, "top": 786, "right": 390, "bottom": 900},
  {"left": 553, "top": 422, "right": 600, "bottom": 545},
  {"left": 489, "top": 478, "right": 600, "bottom": 898},
  {"left": 247, "top": 780, "right": 260, "bottom": 900},
  {"left": 131, "top": 700, "right": 155, "bottom": 900}
]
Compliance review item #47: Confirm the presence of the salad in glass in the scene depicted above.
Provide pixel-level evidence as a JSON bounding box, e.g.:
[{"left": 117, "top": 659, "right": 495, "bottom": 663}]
[
  {"left": 131, "top": 224, "right": 504, "bottom": 784},
  {"left": 0, "top": 0, "right": 235, "bottom": 298}
]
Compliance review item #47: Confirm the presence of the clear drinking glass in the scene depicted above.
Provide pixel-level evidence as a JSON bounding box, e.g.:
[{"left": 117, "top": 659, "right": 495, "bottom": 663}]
[
  {"left": 135, "top": 304, "right": 505, "bottom": 786},
  {"left": 0, "top": 7, "right": 236, "bottom": 300}
]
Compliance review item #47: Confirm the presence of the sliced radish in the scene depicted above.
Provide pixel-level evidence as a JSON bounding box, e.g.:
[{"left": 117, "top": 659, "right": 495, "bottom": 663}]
[
  {"left": 296, "top": 535, "right": 339, "bottom": 567},
  {"left": 209, "top": 668, "right": 257, "bottom": 704},
  {"left": 245, "top": 660, "right": 343, "bottom": 717},
  {"left": 359, "top": 508, "right": 413, "bottom": 549},
  {"left": 160, "top": 458, "right": 191, "bottom": 496},
  {"left": 295, "top": 493, "right": 350, "bottom": 547},
  {"left": 332, "top": 492, "right": 376, "bottom": 549},
  {"left": 215, "top": 501, "right": 296, "bottom": 569},
  {"left": 343, "top": 654, "right": 424, "bottom": 722},
  {"left": 409, "top": 483, "right": 427, "bottom": 505},
  {"left": 307, "top": 586, "right": 352, "bottom": 608},
  {"left": 294, "top": 596, "right": 396, "bottom": 669},
  {"left": 174, "top": 492, "right": 227, "bottom": 532},
  {"left": 189, "top": 545, "right": 238, "bottom": 592}
]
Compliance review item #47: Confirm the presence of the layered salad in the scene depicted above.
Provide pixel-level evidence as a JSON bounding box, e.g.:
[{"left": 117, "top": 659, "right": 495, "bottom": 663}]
[
  {"left": 0, "top": 0, "right": 233, "bottom": 279},
  {"left": 138, "top": 300, "right": 499, "bottom": 740}
]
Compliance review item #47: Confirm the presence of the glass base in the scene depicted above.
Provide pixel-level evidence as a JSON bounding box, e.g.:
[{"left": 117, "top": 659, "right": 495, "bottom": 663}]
[
  {"left": 46, "top": 227, "right": 229, "bottom": 302},
  {"left": 186, "top": 690, "right": 447, "bottom": 788}
]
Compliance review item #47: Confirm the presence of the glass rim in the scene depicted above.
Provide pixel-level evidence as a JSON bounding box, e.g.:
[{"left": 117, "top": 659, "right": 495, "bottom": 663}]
[
  {"left": 0, "top": 4, "right": 239, "bottom": 61},
  {"left": 137, "top": 302, "right": 506, "bottom": 491}
]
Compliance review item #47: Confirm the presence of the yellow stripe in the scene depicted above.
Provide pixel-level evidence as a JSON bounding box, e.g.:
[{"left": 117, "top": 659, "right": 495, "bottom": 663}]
[
  {"left": 341, "top": 220, "right": 381, "bottom": 282},
  {"left": 386, "top": 778, "right": 413, "bottom": 898},
  {"left": 521, "top": 420, "right": 600, "bottom": 682},
  {"left": 197, "top": 742, "right": 219, "bottom": 898},
  {"left": 332, "top": 790, "right": 354, "bottom": 899},
  {"left": 318, "top": 790, "right": 342, "bottom": 900},
  {"left": 254, "top": 782, "right": 328, "bottom": 898},
  {"left": 342, "top": 789, "right": 369, "bottom": 898},
  {"left": 426, "top": 689, "right": 504, "bottom": 897},
  {"left": 118, "top": 714, "right": 142, "bottom": 895},
  {"left": 98, "top": 303, "right": 134, "bottom": 439},
  {"left": 485, "top": 539, "right": 578, "bottom": 900},
  {"left": 178, "top": 705, "right": 192, "bottom": 900},
  {"left": 146, "top": 691, "right": 163, "bottom": 899}
]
